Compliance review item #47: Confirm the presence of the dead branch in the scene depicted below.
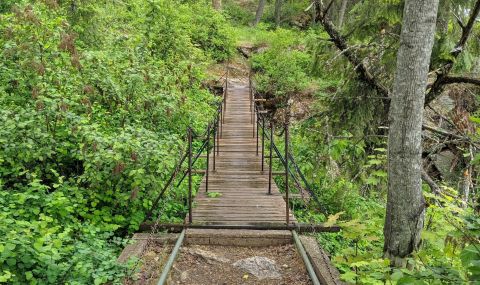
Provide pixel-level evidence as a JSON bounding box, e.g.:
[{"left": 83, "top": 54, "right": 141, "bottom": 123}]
[
  {"left": 421, "top": 170, "right": 441, "bottom": 195},
  {"left": 440, "top": 75, "right": 480, "bottom": 86},
  {"left": 313, "top": 0, "right": 480, "bottom": 110},
  {"left": 422, "top": 125, "right": 465, "bottom": 140},
  {"left": 425, "top": 0, "right": 480, "bottom": 105},
  {"left": 313, "top": 0, "right": 391, "bottom": 106}
]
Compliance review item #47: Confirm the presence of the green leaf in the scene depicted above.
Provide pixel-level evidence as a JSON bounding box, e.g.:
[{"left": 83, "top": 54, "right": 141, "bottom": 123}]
[
  {"left": 25, "top": 271, "right": 33, "bottom": 281},
  {"left": 461, "top": 245, "right": 480, "bottom": 266},
  {"left": 207, "top": 192, "right": 222, "bottom": 198}
]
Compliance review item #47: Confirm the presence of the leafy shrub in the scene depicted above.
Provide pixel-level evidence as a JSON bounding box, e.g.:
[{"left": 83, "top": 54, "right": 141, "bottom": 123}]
[
  {"left": 251, "top": 29, "right": 311, "bottom": 100},
  {"left": 0, "top": 0, "right": 233, "bottom": 283},
  {"left": 222, "top": 0, "right": 255, "bottom": 26}
]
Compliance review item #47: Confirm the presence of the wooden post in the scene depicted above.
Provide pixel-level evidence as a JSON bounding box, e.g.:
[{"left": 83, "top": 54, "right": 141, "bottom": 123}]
[
  {"left": 188, "top": 127, "right": 193, "bottom": 224},
  {"left": 268, "top": 121, "right": 274, "bottom": 195},
  {"left": 206, "top": 124, "right": 210, "bottom": 192}
]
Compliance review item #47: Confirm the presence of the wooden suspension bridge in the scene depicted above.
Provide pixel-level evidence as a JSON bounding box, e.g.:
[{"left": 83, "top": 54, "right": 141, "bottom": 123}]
[
  {"left": 191, "top": 75, "right": 296, "bottom": 225},
  {"left": 121, "top": 68, "right": 342, "bottom": 285}
]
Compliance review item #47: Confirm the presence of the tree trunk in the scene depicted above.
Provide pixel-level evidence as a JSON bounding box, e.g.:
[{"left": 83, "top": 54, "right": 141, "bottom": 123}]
[
  {"left": 212, "top": 0, "right": 221, "bottom": 10},
  {"left": 384, "top": 0, "right": 439, "bottom": 267},
  {"left": 274, "top": 0, "right": 282, "bottom": 27},
  {"left": 436, "top": 0, "right": 450, "bottom": 35},
  {"left": 337, "top": 0, "right": 348, "bottom": 29},
  {"left": 461, "top": 145, "right": 474, "bottom": 205},
  {"left": 253, "top": 0, "right": 267, "bottom": 26}
]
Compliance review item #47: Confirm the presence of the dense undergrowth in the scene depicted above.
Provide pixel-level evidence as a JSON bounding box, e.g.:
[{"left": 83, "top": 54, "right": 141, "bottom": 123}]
[
  {"left": 224, "top": 0, "right": 480, "bottom": 283},
  {"left": 2, "top": 0, "right": 479, "bottom": 284},
  {"left": 0, "top": 0, "right": 234, "bottom": 283}
]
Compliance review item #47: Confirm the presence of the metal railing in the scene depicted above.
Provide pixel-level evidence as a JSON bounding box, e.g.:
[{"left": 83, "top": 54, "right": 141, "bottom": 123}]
[
  {"left": 249, "top": 70, "right": 327, "bottom": 220},
  {"left": 145, "top": 68, "right": 228, "bottom": 222}
]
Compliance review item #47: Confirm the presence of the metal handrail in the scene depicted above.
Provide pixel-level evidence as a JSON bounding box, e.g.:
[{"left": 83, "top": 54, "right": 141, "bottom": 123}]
[
  {"left": 145, "top": 69, "right": 228, "bottom": 223},
  {"left": 250, "top": 76, "right": 327, "bottom": 215},
  {"left": 267, "top": 127, "right": 327, "bottom": 213}
]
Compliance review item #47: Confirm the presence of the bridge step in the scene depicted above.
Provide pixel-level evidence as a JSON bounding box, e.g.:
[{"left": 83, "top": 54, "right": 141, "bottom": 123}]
[{"left": 185, "top": 229, "right": 292, "bottom": 247}]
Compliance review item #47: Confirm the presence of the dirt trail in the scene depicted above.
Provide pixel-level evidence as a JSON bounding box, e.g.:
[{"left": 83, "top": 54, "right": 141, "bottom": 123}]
[{"left": 169, "top": 244, "right": 312, "bottom": 285}]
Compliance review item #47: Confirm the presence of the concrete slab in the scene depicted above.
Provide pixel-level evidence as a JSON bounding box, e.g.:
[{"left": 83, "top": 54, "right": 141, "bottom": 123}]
[
  {"left": 117, "top": 233, "right": 178, "bottom": 263},
  {"left": 186, "top": 229, "right": 292, "bottom": 246}
]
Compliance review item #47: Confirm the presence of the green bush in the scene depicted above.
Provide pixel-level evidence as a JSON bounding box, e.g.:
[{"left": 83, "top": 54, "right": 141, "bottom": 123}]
[
  {"left": 0, "top": 0, "right": 233, "bottom": 283},
  {"left": 251, "top": 29, "right": 310, "bottom": 100}
]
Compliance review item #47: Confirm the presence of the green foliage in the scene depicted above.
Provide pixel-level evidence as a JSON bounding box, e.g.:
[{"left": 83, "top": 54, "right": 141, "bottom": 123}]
[
  {"left": 0, "top": 0, "right": 233, "bottom": 283},
  {"left": 251, "top": 28, "right": 311, "bottom": 100},
  {"left": 207, "top": 192, "right": 222, "bottom": 198},
  {"left": 222, "top": 0, "right": 255, "bottom": 26},
  {"left": 241, "top": 0, "right": 480, "bottom": 283}
]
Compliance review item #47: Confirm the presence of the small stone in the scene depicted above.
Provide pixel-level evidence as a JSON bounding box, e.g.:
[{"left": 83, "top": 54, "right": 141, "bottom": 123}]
[
  {"left": 188, "top": 247, "right": 230, "bottom": 264},
  {"left": 180, "top": 270, "right": 189, "bottom": 282},
  {"left": 282, "top": 264, "right": 289, "bottom": 269}
]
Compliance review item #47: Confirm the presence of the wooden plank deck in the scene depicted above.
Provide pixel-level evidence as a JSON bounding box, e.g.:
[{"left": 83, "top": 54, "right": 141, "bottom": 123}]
[{"left": 191, "top": 80, "right": 296, "bottom": 226}]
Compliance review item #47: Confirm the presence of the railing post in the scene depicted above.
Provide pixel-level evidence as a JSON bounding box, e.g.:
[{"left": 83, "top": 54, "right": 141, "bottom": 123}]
[
  {"left": 261, "top": 116, "right": 265, "bottom": 172},
  {"left": 213, "top": 116, "right": 217, "bottom": 171},
  {"left": 249, "top": 70, "right": 253, "bottom": 124},
  {"left": 252, "top": 94, "right": 256, "bottom": 137},
  {"left": 285, "top": 121, "right": 289, "bottom": 225},
  {"left": 217, "top": 108, "right": 220, "bottom": 154},
  {"left": 188, "top": 127, "right": 193, "bottom": 224},
  {"left": 252, "top": 107, "right": 256, "bottom": 137},
  {"left": 268, "top": 121, "right": 274, "bottom": 195},
  {"left": 206, "top": 124, "right": 210, "bottom": 192},
  {"left": 220, "top": 103, "right": 224, "bottom": 138},
  {"left": 256, "top": 110, "right": 259, "bottom": 156},
  {"left": 223, "top": 68, "right": 228, "bottom": 122}
]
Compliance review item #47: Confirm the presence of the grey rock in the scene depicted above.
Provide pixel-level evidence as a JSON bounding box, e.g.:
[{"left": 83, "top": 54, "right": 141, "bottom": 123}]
[
  {"left": 186, "top": 247, "right": 230, "bottom": 264},
  {"left": 233, "top": 256, "right": 281, "bottom": 280}
]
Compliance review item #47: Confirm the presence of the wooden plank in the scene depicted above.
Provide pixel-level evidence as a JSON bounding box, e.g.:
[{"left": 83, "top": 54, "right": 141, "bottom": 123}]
[{"left": 183, "top": 83, "right": 296, "bottom": 225}]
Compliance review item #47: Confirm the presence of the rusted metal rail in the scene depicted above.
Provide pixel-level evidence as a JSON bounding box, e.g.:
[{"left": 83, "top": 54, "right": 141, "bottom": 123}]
[
  {"left": 145, "top": 70, "right": 228, "bottom": 223},
  {"left": 249, "top": 72, "right": 328, "bottom": 216}
]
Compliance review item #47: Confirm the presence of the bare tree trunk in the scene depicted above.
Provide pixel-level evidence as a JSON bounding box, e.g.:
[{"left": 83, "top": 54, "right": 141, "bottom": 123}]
[
  {"left": 337, "top": 0, "right": 348, "bottom": 29},
  {"left": 311, "top": 2, "right": 316, "bottom": 26},
  {"left": 384, "top": 0, "right": 439, "bottom": 267},
  {"left": 462, "top": 145, "right": 474, "bottom": 205},
  {"left": 212, "top": 0, "right": 221, "bottom": 10},
  {"left": 253, "top": 0, "right": 267, "bottom": 26},
  {"left": 436, "top": 0, "right": 450, "bottom": 35},
  {"left": 274, "top": 0, "right": 282, "bottom": 27}
]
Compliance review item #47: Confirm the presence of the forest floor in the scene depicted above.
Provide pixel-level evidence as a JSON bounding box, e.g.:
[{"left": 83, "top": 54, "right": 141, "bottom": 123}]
[
  {"left": 123, "top": 241, "right": 173, "bottom": 285},
  {"left": 168, "top": 244, "right": 311, "bottom": 285}
]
